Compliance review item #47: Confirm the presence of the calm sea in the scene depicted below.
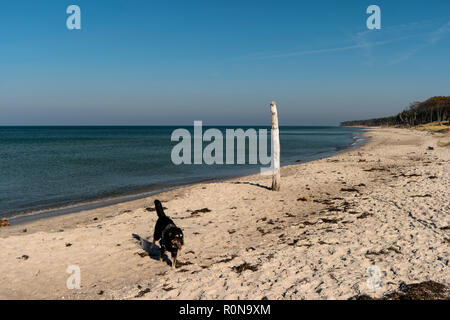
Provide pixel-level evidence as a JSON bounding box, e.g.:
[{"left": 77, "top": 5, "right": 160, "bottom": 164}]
[{"left": 0, "top": 126, "right": 364, "bottom": 222}]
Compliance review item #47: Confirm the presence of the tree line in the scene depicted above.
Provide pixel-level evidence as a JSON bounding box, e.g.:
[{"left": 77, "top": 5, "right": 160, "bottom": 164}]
[{"left": 340, "top": 96, "right": 450, "bottom": 127}]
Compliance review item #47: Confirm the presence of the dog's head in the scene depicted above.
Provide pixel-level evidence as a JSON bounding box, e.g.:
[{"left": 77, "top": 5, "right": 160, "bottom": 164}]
[{"left": 168, "top": 227, "right": 184, "bottom": 251}]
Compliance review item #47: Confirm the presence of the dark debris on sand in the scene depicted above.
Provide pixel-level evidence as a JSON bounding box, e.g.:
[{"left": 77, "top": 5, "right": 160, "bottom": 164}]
[
  {"left": 363, "top": 167, "right": 390, "bottom": 172},
  {"left": 0, "top": 219, "right": 10, "bottom": 227},
  {"left": 216, "top": 255, "right": 238, "bottom": 264},
  {"left": 135, "top": 288, "right": 151, "bottom": 298},
  {"left": 162, "top": 286, "right": 175, "bottom": 291},
  {"left": 357, "top": 212, "right": 373, "bottom": 219},
  {"left": 321, "top": 218, "right": 341, "bottom": 224},
  {"left": 352, "top": 281, "right": 450, "bottom": 300},
  {"left": 340, "top": 187, "right": 360, "bottom": 193},
  {"left": 410, "top": 194, "right": 432, "bottom": 198},
  {"left": 189, "top": 208, "right": 212, "bottom": 216},
  {"left": 232, "top": 262, "right": 258, "bottom": 274},
  {"left": 365, "top": 246, "right": 402, "bottom": 256},
  {"left": 176, "top": 261, "right": 193, "bottom": 267}
]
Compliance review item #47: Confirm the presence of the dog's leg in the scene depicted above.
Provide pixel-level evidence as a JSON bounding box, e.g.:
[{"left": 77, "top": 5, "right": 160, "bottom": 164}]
[
  {"left": 150, "top": 238, "right": 156, "bottom": 252},
  {"left": 159, "top": 246, "right": 165, "bottom": 262},
  {"left": 171, "top": 252, "right": 177, "bottom": 269}
]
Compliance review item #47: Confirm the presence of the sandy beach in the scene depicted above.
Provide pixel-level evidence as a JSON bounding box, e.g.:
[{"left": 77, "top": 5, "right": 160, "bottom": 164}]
[{"left": 0, "top": 127, "right": 448, "bottom": 300}]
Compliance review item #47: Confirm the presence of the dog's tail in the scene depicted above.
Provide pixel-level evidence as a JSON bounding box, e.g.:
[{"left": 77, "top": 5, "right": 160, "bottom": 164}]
[
  {"left": 132, "top": 233, "right": 141, "bottom": 241},
  {"left": 154, "top": 199, "right": 166, "bottom": 218}
]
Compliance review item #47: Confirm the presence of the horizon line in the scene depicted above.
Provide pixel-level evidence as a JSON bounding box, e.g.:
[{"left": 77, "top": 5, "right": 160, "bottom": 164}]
[{"left": 0, "top": 124, "right": 343, "bottom": 127}]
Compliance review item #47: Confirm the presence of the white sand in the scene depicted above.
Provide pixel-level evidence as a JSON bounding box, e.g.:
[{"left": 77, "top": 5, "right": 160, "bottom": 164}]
[{"left": 0, "top": 128, "right": 448, "bottom": 300}]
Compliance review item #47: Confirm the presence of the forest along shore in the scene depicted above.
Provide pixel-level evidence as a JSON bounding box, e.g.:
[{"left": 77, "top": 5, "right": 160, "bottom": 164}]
[{"left": 0, "top": 128, "right": 449, "bottom": 299}]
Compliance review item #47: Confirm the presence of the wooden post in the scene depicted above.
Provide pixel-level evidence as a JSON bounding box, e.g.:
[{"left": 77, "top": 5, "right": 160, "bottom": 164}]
[{"left": 271, "top": 101, "right": 281, "bottom": 191}]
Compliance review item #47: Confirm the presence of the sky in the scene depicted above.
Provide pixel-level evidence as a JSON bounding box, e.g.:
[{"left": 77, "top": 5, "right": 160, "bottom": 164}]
[{"left": 0, "top": 0, "right": 449, "bottom": 125}]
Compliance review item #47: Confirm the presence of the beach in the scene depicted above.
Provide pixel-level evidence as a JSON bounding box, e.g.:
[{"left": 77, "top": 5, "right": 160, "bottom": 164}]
[{"left": 0, "top": 127, "right": 448, "bottom": 299}]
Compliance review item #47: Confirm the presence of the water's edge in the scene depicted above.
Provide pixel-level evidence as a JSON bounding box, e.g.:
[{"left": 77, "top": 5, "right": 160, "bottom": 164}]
[{"left": 8, "top": 130, "right": 368, "bottom": 225}]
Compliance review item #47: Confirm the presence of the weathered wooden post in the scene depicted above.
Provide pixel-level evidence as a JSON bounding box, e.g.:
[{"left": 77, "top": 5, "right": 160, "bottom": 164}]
[{"left": 271, "top": 101, "right": 281, "bottom": 191}]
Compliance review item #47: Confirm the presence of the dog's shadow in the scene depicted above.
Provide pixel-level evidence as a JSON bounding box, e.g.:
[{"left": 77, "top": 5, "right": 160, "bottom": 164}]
[{"left": 133, "top": 234, "right": 172, "bottom": 267}]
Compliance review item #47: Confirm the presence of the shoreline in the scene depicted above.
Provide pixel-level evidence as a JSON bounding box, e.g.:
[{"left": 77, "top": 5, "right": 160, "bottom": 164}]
[
  {"left": 1, "top": 127, "right": 448, "bottom": 300},
  {"left": 6, "top": 129, "right": 367, "bottom": 226}
]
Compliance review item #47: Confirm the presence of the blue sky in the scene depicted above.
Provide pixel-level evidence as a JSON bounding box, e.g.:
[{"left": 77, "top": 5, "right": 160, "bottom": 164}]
[{"left": 1, "top": 0, "right": 449, "bottom": 125}]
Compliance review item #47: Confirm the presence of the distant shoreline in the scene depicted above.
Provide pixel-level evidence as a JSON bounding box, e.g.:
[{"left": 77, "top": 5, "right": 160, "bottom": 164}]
[{"left": 340, "top": 96, "right": 449, "bottom": 127}]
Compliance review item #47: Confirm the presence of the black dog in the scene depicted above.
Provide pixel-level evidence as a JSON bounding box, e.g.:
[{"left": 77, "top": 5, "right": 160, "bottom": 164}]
[{"left": 150, "top": 200, "right": 184, "bottom": 268}]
